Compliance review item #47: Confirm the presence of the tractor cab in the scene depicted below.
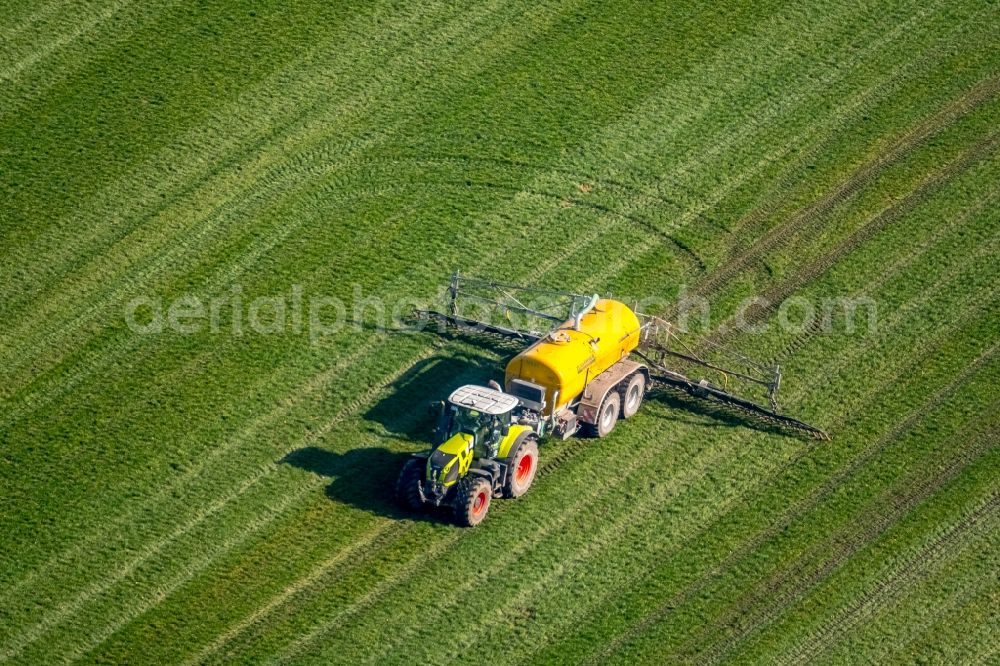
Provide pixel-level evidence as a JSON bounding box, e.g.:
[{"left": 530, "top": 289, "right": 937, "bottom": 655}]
[{"left": 439, "top": 385, "right": 518, "bottom": 458}]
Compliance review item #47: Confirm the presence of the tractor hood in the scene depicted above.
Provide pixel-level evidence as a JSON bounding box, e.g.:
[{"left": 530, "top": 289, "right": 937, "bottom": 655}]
[{"left": 426, "top": 432, "right": 473, "bottom": 488}]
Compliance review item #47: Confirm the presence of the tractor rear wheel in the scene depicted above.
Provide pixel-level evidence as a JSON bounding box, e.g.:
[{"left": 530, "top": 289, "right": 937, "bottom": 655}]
[
  {"left": 395, "top": 458, "right": 426, "bottom": 511},
  {"left": 503, "top": 436, "right": 539, "bottom": 498},
  {"left": 621, "top": 373, "right": 646, "bottom": 418},
  {"left": 454, "top": 476, "right": 492, "bottom": 527},
  {"left": 590, "top": 391, "right": 621, "bottom": 438}
]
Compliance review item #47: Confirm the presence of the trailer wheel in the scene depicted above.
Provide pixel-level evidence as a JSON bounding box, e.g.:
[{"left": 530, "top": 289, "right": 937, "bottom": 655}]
[
  {"left": 589, "top": 391, "right": 621, "bottom": 438},
  {"left": 503, "top": 436, "right": 539, "bottom": 498},
  {"left": 395, "top": 458, "right": 426, "bottom": 511},
  {"left": 621, "top": 373, "right": 646, "bottom": 418},
  {"left": 454, "top": 476, "right": 492, "bottom": 527}
]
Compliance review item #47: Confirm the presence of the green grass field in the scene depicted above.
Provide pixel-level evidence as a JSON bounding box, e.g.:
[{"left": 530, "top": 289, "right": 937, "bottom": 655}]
[{"left": 1, "top": 0, "right": 998, "bottom": 663}]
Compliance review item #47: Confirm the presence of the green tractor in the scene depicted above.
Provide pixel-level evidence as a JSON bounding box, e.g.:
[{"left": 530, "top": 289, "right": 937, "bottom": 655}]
[{"left": 396, "top": 384, "right": 540, "bottom": 526}]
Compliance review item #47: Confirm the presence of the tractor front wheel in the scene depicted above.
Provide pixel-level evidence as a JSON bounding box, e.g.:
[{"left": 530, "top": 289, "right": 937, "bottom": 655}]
[
  {"left": 395, "top": 458, "right": 426, "bottom": 511},
  {"left": 454, "top": 476, "right": 492, "bottom": 527},
  {"left": 503, "top": 436, "right": 539, "bottom": 498}
]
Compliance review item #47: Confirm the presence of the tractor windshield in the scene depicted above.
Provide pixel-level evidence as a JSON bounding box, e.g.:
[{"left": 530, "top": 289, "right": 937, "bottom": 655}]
[{"left": 450, "top": 407, "right": 489, "bottom": 439}]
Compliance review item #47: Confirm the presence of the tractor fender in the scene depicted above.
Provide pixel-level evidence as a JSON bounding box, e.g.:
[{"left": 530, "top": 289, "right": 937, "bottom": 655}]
[{"left": 497, "top": 425, "right": 535, "bottom": 460}]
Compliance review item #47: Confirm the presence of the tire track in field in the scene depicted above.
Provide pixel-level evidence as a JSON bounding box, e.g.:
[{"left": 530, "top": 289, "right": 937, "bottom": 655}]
[
  {"left": 537, "top": 0, "right": 970, "bottom": 308},
  {"left": 426, "top": 252, "right": 996, "bottom": 660},
  {"left": 724, "top": 128, "right": 999, "bottom": 343},
  {"left": 877, "top": 573, "right": 998, "bottom": 664},
  {"left": 904, "top": 584, "right": 1000, "bottom": 666},
  {"left": 581, "top": 291, "right": 1000, "bottom": 665},
  {"left": 685, "top": 417, "right": 1000, "bottom": 665},
  {"left": 779, "top": 489, "right": 1000, "bottom": 665},
  {"left": 765, "top": 188, "right": 998, "bottom": 367},
  {"left": 680, "top": 72, "right": 1000, "bottom": 309}
]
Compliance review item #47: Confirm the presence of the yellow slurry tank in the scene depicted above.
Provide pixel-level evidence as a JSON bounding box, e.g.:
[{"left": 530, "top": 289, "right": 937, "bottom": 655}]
[{"left": 505, "top": 299, "right": 642, "bottom": 414}]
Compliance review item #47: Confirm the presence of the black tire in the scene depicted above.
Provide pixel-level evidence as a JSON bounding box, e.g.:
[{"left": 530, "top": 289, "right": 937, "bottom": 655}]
[
  {"left": 621, "top": 373, "right": 646, "bottom": 419},
  {"left": 453, "top": 476, "right": 492, "bottom": 527},
  {"left": 503, "top": 435, "right": 539, "bottom": 498},
  {"left": 395, "top": 458, "right": 426, "bottom": 511},
  {"left": 589, "top": 391, "right": 620, "bottom": 438}
]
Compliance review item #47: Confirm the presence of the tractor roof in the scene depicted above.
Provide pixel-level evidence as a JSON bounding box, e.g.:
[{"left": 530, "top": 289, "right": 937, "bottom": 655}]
[{"left": 447, "top": 384, "right": 519, "bottom": 415}]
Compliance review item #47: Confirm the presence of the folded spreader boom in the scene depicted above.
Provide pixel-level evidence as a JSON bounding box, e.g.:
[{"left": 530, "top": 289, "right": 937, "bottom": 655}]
[{"left": 414, "top": 272, "right": 828, "bottom": 440}]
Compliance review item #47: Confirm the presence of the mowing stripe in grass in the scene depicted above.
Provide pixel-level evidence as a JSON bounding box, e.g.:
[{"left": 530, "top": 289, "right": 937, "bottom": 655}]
[
  {"left": 580, "top": 345, "right": 999, "bottom": 665},
  {"left": 0, "top": 0, "right": 539, "bottom": 390},
  {"left": 0, "top": 340, "right": 438, "bottom": 661},
  {"left": 0, "top": 0, "right": 135, "bottom": 85},
  {"left": 777, "top": 488, "right": 1000, "bottom": 664}
]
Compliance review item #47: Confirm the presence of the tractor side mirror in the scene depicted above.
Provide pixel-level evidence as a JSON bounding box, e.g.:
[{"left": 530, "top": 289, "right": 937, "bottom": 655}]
[
  {"left": 501, "top": 424, "right": 510, "bottom": 437},
  {"left": 428, "top": 400, "right": 445, "bottom": 416}
]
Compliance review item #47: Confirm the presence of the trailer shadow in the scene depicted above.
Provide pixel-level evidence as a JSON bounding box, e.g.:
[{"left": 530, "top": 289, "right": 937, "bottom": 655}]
[
  {"left": 650, "top": 386, "right": 816, "bottom": 440},
  {"left": 363, "top": 351, "right": 504, "bottom": 443}
]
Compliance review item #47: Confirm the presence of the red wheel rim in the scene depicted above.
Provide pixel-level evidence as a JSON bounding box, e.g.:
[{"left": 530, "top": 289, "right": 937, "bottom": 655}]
[
  {"left": 516, "top": 454, "right": 533, "bottom": 483},
  {"left": 472, "top": 491, "right": 487, "bottom": 515}
]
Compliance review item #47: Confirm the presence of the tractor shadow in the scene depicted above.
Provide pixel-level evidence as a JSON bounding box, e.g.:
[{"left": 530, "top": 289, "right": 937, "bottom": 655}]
[
  {"left": 279, "top": 350, "right": 507, "bottom": 522},
  {"left": 280, "top": 446, "right": 452, "bottom": 522}
]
